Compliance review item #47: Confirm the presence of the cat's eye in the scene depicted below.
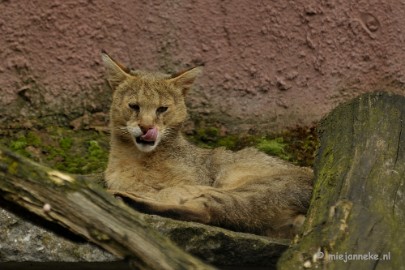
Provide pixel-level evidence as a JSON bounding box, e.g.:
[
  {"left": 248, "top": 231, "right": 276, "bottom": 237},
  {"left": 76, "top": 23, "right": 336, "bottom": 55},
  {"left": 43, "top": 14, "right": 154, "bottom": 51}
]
[
  {"left": 156, "top": 106, "right": 168, "bottom": 114},
  {"left": 128, "top": 103, "right": 140, "bottom": 112}
]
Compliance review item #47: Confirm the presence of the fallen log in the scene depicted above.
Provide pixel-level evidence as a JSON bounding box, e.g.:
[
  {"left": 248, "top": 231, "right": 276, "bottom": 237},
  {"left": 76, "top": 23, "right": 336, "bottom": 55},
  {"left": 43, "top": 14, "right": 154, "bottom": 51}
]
[
  {"left": 278, "top": 92, "right": 405, "bottom": 269},
  {"left": 0, "top": 147, "right": 215, "bottom": 270},
  {"left": 0, "top": 199, "right": 288, "bottom": 267}
]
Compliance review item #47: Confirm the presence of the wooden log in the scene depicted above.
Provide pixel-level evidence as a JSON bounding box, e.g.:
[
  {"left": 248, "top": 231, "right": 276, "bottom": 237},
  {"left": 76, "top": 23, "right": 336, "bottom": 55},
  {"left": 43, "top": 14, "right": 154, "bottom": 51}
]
[
  {"left": 278, "top": 92, "right": 405, "bottom": 270},
  {"left": 0, "top": 147, "right": 215, "bottom": 270}
]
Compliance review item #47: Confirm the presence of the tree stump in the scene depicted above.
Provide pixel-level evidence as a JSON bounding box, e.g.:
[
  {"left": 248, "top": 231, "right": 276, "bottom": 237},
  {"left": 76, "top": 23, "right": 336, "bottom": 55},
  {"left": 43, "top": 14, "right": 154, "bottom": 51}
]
[{"left": 278, "top": 92, "right": 405, "bottom": 270}]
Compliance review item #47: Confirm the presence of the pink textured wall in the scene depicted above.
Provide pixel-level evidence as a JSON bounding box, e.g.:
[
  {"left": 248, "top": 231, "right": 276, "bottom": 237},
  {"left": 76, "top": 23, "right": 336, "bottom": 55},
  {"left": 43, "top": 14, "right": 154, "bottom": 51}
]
[{"left": 1, "top": 0, "right": 405, "bottom": 132}]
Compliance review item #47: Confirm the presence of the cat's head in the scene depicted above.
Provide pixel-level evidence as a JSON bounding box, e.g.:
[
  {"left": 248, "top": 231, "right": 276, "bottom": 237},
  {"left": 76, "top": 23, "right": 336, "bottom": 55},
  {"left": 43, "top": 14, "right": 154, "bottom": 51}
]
[{"left": 102, "top": 52, "right": 202, "bottom": 153}]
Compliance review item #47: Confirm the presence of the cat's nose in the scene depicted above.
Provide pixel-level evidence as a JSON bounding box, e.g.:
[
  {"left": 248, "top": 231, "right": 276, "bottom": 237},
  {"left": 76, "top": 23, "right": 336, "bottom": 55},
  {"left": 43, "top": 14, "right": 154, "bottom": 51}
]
[{"left": 139, "top": 125, "right": 154, "bottom": 134}]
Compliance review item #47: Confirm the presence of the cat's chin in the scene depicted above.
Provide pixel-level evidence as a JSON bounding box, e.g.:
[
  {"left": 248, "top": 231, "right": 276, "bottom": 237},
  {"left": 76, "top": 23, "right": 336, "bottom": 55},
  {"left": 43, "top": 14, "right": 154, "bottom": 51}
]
[
  {"left": 135, "top": 142, "right": 158, "bottom": 152},
  {"left": 134, "top": 137, "right": 160, "bottom": 153}
]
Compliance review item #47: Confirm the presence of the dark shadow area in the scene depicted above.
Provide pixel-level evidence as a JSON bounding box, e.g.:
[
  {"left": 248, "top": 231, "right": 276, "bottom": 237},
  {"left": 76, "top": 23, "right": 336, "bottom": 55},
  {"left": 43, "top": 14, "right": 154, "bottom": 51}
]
[{"left": 0, "top": 262, "right": 131, "bottom": 270}]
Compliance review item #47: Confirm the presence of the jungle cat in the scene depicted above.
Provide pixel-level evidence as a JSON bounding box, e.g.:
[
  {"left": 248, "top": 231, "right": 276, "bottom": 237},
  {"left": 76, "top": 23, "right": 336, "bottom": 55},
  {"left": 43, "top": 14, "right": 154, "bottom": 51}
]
[{"left": 102, "top": 52, "right": 313, "bottom": 238}]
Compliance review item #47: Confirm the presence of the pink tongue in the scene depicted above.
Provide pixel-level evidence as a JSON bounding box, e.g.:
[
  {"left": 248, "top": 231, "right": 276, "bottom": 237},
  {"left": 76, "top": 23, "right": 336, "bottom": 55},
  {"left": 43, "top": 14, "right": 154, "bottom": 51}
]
[{"left": 141, "top": 127, "right": 158, "bottom": 142}]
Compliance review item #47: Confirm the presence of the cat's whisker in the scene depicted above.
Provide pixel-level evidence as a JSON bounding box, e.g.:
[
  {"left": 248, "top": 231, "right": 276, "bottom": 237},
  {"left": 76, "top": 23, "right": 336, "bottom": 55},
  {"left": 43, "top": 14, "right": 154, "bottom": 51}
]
[
  {"left": 162, "top": 128, "right": 177, "bottom": 139},
  {"left": 112, "top": 126, "right": 130, "bottom": 135}
]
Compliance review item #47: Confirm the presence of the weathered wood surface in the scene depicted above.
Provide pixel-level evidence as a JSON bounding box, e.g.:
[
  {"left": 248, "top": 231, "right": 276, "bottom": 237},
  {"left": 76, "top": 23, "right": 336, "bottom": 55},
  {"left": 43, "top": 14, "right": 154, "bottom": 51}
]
[
  {"left": 278, "top": 92, "right": 405, "bottom": 270},
  {"left": 0, "top": 147, "right": 215, "bottom": 270},
  {"left": 0, "top": 198, "right": 288, "bottom": 267}
]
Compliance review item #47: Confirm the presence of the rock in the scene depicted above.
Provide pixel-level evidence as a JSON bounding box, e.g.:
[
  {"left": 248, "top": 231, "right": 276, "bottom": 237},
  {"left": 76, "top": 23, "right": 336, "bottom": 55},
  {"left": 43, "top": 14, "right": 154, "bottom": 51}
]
[
  {"left": 143, "top": 215, "right": 289, "bottom": 266},
  {"left": 0, "top": 205, "right": 115, "bottom": 262}
]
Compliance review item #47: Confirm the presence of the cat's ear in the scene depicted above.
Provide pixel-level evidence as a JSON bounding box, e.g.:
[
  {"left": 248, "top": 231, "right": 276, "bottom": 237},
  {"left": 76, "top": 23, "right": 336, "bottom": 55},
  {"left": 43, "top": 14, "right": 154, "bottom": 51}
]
[
  {"left": 101, "top": 50, "right": 130, "bottom": 90},
  {"left": 167, "top": 66, "right": 202, "bottom": 95}
]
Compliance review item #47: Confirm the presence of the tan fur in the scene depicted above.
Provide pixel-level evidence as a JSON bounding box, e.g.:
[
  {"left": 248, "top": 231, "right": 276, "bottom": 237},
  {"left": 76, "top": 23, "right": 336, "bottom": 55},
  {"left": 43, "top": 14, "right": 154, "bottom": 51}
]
[{"left": 102, "top": 52, "right": 313, "bottom": 238}]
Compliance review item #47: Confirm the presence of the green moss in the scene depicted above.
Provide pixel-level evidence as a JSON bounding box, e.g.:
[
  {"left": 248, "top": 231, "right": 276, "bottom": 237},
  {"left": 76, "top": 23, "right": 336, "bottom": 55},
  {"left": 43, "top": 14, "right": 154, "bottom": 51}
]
[
  {"left": 256, "top": 137, "right": 290, "bottom": 160},
  {"left": 8, "top": 162, "right": 18, "bottom": 175},
  {"left": 0, "top": 127, "right": 109, "bottom": 175},
  {"left": 1, "top": 124, "right": 317, "bottom": 176},
  {"left": 81, "top": 140, "right": 109, "bottom": 173},
  {"left": 59, "top": 137, "right": 73, "bottom": 151},
  {"left": 29, "top": 132, "right": 41, "bottom": 145},
  {"left": 9, "top": 139, "right": 27, "bottom": 152},
  {"left": 190, "top": 127, "right": 221, "bottom": 148},
  {"left": 47, "top": 135, "right": 108, "bottom": 174},
  {"left": 88, "top": 140, "right": 105, "bottom": 158},
  {"left": 8, "top": 131, "right": 42, "bottom": 156},
  {"left": 9, "top": 137, "right": 30, "bottom": 157},
  {"left": 187, "top": 126, "right": 318, "bottom": 166}
]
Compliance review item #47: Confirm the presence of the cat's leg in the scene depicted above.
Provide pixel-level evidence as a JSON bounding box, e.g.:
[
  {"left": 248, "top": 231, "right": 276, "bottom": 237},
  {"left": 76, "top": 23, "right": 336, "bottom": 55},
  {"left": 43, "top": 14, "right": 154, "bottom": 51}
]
[
  {"left": 162, "top": 181, "right": 309, "bottom": 237},
  {"left": 110, "top": 174, "right": 312, "bottom": 238},
  {"left": 109, "top": 189, "right": 212, "bottom": 223}
]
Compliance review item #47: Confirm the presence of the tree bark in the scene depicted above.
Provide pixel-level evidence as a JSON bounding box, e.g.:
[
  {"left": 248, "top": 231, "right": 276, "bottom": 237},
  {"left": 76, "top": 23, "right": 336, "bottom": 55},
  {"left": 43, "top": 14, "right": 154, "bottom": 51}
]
[
  {"left": 0, "top": 147, "right": 215, "bottom": 270},
  {"left": 278, "top": 92, "right": 405, "bottom": 270}
]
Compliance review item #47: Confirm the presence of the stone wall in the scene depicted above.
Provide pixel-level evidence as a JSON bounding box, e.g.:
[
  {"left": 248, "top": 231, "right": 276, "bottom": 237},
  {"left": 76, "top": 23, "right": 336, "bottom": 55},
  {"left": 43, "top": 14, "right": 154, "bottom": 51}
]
[{"left": 1, "top": 0, "right": 404, "bottom": 132}]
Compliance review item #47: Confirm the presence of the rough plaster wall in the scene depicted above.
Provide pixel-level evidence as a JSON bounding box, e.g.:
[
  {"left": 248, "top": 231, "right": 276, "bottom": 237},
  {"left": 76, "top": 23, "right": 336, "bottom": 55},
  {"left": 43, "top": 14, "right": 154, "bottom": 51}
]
[{"left": 1, "top": 0, "right": 404, "bottom": 132}]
